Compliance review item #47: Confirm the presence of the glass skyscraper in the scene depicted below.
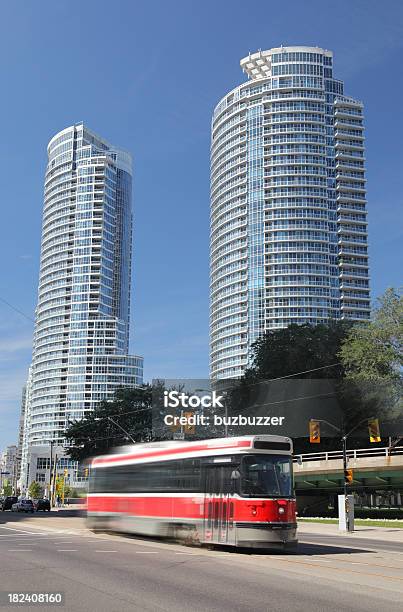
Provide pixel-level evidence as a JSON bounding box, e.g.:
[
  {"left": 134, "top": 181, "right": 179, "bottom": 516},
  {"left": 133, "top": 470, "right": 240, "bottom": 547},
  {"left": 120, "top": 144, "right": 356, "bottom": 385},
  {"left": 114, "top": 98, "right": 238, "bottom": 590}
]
[
  {"left": 21, "top": 123, "right": 143, "bottom": 489},
  {"left": 210, "top": 46, "right": 370, "bottom": 380}
]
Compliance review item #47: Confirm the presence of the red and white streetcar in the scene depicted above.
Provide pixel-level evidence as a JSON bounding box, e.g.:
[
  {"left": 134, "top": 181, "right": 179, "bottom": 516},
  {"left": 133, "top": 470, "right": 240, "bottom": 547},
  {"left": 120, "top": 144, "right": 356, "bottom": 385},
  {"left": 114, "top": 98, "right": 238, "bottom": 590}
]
[{"left": 86, "top": 435, "right": 297, "bottom": 550}]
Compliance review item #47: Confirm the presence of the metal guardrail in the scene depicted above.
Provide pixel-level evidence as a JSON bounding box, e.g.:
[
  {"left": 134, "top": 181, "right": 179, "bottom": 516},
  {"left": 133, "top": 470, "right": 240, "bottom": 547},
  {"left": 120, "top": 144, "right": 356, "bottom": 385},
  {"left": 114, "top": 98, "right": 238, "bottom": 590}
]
[{"left": 294, "top": 446, "right": 403, "bottom": 463}]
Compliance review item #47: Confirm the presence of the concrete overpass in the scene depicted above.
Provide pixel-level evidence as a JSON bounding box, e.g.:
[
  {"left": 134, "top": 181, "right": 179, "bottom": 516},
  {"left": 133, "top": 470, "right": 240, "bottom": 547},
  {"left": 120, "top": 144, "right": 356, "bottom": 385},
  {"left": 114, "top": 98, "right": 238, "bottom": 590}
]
[{"left": 293, "top": 446, "right": 403, "bottom": 491}]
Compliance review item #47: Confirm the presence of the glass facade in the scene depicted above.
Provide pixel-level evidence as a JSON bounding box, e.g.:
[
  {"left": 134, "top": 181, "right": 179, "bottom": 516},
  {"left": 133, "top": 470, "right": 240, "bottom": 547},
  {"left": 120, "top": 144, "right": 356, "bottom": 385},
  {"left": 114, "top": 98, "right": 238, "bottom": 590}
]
[
  {"left": 23, "top": 124, "right": 143, "bottom": 458},
  {"left": 210, "top": 47, "right": 370, "bottom": 380}
]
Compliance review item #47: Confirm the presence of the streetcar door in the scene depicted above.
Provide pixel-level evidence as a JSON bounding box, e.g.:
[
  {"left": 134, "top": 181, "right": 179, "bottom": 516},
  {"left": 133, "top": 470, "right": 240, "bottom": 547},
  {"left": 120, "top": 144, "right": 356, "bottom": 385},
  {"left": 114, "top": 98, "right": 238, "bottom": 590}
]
[
  {"left": 204, "top": 465, "right": 234, "bottom": 545},
  {"left": 203, "top": 466, "right": 217, "bottom": 543}
]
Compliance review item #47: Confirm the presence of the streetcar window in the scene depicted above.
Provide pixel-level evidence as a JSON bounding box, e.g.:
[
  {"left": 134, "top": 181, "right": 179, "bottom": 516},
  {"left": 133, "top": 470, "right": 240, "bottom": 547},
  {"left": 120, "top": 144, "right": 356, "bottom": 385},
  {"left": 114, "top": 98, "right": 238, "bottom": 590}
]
[
  {"left": 205, "top": 468, "right": 217, "bottom": 494},
  {"left": 241, "top": 455, "right": 293, "bottom": 497},
  {"left": 181, "top": 459, "right": 201, "bottom": 490},
  {"left": 88, "top": 468, "right": 108, "bottom": 493},
  {"left": 222, "top": 466, "right": 233, "bottom": 494},
  {"left": 205, "top": 465, "right": 234, "bottom": 495},
  {"left": 254, "top": 441, "right": 291, "bottom": 451},
  {"left": 89, "top": 458, "right": 201, "bottom": 493}
]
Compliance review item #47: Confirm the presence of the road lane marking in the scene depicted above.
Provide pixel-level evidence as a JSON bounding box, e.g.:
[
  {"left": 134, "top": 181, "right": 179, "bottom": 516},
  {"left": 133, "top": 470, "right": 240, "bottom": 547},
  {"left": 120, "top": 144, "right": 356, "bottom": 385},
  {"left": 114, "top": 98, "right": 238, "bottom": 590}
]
[
  {"left": 57, "top": 549, "right": 77, "bottom": 552},
  {"left": 0, "top": 537, "right": 61, "bottom": 542},
  {"left": 0, "top": 529, "right": 42, "bottom": 535},
  {"left": 95, "top": 550, "right": 117, "bottom": 553},
  {"left": 8, "top": 549, "right": 32, "bottom": 552},
  {"left": 135, "top": 551, "right": 158, "bottom": 554},
  {"left": 1, "top": 525, "right": 81, "bottom": 536},
  {"left": 0, "top": 531, "right": 50, "bottom": 535},
  {"left": 175, "top": 552, "right": 198, "bottom": 555}
]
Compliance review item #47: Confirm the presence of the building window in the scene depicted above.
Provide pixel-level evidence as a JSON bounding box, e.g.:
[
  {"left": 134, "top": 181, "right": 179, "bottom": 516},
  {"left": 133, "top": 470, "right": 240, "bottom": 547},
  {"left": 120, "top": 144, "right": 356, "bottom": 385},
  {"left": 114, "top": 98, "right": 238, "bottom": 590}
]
[{"left": 36, "top": 458, "right": 51, "bottom": 470}]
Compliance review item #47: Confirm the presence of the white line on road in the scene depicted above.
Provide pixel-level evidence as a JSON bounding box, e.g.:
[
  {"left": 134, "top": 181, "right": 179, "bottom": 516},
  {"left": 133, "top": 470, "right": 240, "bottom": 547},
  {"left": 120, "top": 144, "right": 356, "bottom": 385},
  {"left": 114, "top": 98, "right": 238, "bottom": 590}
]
[
  {"left": 0, "top": 534, "right": 40, "bottom": 537},
  {"left": 95, "top": 550, "right": 118, "bottom": 553},
  {"left": 0, "top": 537, "right": 59, "bottom": 542},
  {"left": 8, "top": 549, "right": 32, "bottom": 552},
  {"left": 57, "top": 549, "right": 77, "bottom": 552},
  {"left": 0, "top": 527, "right": 42, "bottom": 535},
  {"left": 349, "top": 561, "right": 364, "bottom": 564},
  {"left": 135, "top": 551, "right": 158, "bottom": 554}
]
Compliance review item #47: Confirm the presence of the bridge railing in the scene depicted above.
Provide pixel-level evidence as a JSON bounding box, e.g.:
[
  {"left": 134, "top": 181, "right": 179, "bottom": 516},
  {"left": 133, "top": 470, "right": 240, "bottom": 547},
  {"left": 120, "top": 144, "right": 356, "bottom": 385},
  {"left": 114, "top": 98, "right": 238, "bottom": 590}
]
[{"left": 294, "top": 446, "right": 403, "bottom": 463}]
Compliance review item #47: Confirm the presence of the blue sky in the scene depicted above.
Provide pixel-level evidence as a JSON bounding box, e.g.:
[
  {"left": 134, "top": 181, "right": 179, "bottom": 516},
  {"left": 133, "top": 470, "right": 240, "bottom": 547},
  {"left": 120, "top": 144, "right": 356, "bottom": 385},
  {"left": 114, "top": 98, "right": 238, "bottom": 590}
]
[{"left": 0, "top": 0, "right": 402, "bottom": 450}]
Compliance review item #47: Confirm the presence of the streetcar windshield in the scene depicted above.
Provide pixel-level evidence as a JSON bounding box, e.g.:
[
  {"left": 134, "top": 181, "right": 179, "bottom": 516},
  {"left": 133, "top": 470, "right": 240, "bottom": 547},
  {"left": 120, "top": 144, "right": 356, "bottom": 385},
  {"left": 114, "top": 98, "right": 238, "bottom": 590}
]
[{"left": 241, "top": 454, "right": 293, "bottom": 497}]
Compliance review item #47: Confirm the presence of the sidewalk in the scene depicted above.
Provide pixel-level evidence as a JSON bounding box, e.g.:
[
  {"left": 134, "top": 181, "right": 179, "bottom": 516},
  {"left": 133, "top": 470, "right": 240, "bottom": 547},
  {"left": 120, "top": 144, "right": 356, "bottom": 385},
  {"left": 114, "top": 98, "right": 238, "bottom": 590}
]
[{"left": 297, "top": 520, "right": 403, "bottom": 543}]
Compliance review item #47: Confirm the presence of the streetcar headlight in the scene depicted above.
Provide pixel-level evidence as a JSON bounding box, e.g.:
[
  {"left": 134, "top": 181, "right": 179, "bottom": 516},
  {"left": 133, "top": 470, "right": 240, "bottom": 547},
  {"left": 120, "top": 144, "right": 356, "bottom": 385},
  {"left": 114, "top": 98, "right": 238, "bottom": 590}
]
[{"left": 278, "top": 507, "right": 285, "bottom": 515}]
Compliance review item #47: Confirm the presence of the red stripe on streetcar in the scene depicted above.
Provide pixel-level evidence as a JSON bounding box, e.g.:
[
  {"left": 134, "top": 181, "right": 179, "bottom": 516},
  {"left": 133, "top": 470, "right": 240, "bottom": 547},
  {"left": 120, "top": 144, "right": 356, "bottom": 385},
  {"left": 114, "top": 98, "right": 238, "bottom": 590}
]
[
  {"left": 92, "top": 439, "right": 252, "bottom": 467},
  {"left": 87, "top": 495, "right": 297, "bottom": 523}
]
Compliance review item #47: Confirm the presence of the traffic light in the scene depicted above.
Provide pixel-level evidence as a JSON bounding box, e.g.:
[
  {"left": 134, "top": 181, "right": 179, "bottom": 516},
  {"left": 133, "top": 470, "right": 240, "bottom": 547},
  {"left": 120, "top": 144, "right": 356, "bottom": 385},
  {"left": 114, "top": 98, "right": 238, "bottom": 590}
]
[
  {"left": 183, "top": 412, "right": 196, "bottom": 435},
  {"left": 169, "top": 418, "right": 180, "bottom": 433},
  {"left": 309, "top": 420, "right": 321, "bottom": 443},
  {"left": 84, "top": 468, "right": 89, "bottom": 478},
  {"left": 344, "top": 468, "right": 353, "bottom": 485},
  {"left": 368, "top": 418, "right": 381, "bottom": 443},
  {"left": 63, "top": 469, "right": 68, "bottom": 477}
]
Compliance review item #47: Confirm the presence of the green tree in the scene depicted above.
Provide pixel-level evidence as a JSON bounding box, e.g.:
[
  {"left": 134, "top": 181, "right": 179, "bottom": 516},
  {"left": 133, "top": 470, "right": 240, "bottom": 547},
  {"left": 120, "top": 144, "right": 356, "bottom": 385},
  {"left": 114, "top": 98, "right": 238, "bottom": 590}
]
[
  {"left": 225, "top": 318, "right": 389, "bottom": 452},
  {"left": 246, "top": 321, "right": 352, "bottom": 382},
  {"left": 28, "top": 481, "right": 43, "bottom": 499},
  {"left": 223, "top": 322, "right": 350, "bottom": 444},
  {"left": 65, "top": 385, "right": 155, "bottom": 462},
  {"left": 55, "top": 476, "right": 63, "bottom": 497},
  {"left": 69, "top": 488, "right": 86, "bottom": 499},
  {"left": 339, "top": 287, "right": 403, "bottom": 433},
  {"left": 339, "top": 287, "right": 403, "bottom": 382},
  {"left": 2, "top": 481, "right": 12, "bottom": 496},
  {"left": 55, "top": 477, "right": 71, "bottom": 499}
]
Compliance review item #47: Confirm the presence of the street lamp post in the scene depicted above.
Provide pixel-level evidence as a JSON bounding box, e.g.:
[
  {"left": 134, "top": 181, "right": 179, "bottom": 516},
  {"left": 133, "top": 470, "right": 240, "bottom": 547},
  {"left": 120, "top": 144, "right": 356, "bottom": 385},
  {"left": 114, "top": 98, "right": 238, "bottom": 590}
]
[
  {"left": 342, "top": 434, "right": 348, "bottom": 499},
  {"left": 49, "top": 439, "right": 56, "bottom": 507},
  {"left": 12, "top": 460, "right": 17, "bottom": 495}
]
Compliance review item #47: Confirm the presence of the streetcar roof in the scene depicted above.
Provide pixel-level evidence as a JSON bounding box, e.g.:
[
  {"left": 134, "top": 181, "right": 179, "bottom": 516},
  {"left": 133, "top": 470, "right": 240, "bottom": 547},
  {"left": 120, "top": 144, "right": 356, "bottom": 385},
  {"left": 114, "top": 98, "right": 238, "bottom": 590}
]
[{"left": 91, "top": 435, "right": 293, "bottom": 468}]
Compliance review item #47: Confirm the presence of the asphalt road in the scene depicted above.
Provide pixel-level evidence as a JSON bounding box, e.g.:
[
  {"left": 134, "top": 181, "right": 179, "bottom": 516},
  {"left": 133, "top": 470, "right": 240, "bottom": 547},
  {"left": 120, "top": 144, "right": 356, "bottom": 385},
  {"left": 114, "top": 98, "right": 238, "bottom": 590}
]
[
  {"left": 1, "top": 513, "right": 402, "bottom": 612},
  {"left": 299, "top": 530, "right": 403, "bottom": 553}
]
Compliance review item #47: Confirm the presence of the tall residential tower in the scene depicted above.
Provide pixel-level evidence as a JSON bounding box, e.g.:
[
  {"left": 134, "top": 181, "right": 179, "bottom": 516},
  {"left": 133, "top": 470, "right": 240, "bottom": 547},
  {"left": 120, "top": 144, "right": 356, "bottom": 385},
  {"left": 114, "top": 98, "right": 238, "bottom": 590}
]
[
  {"left": 21, "top": 124, "right": 143, "bottom": 490},
  {"left": 210, "top": 46, "right": 370, "bottom": 379}
]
